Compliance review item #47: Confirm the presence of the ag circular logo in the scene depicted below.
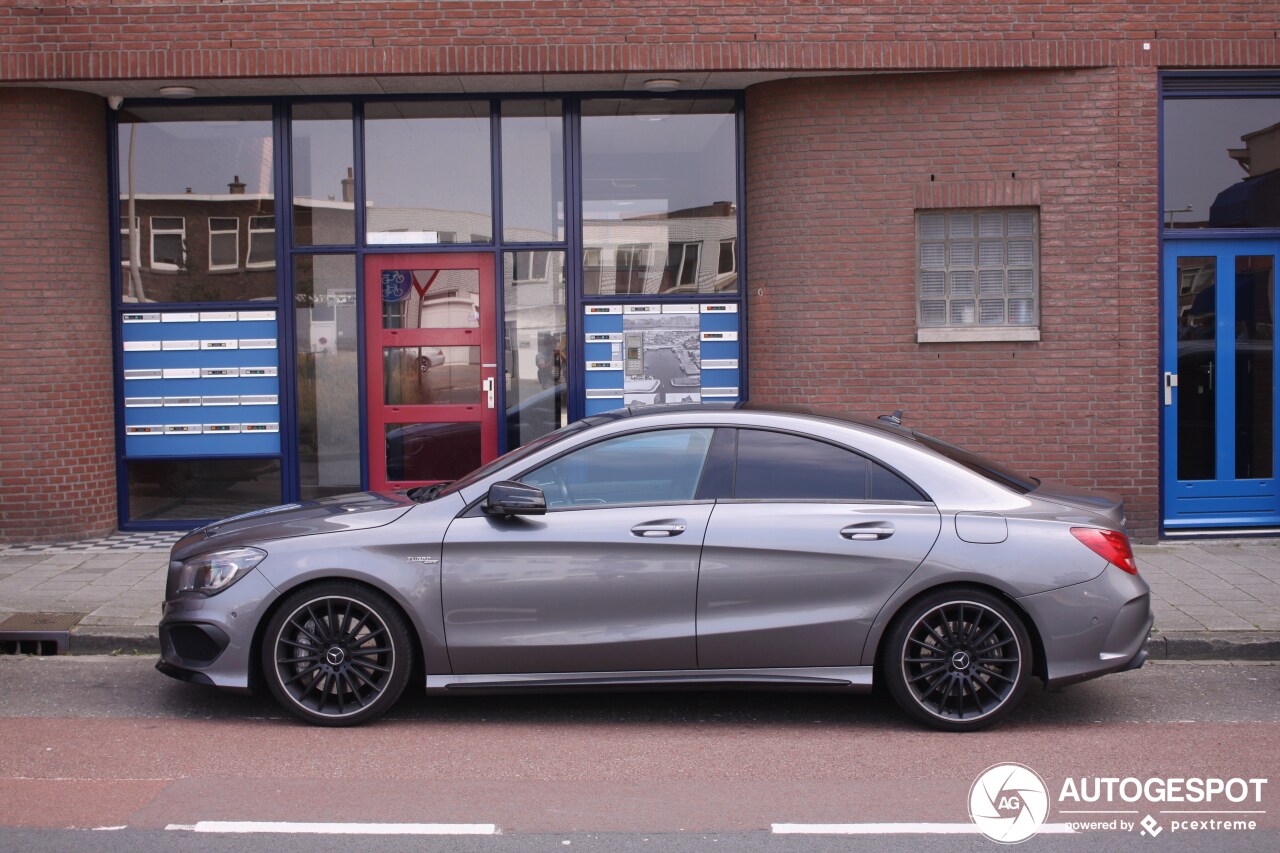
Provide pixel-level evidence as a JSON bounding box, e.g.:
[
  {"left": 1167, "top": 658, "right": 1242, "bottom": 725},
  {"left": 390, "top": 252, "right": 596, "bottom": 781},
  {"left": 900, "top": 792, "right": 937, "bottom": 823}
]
[{"left": 969, "top": 762, "right": 1050, "bottom": 844}]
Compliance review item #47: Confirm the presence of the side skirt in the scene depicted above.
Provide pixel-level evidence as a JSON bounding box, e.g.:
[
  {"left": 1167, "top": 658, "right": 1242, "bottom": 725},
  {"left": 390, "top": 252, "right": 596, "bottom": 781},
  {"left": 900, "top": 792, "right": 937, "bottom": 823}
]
[{"left": 425, "top": 666, "right": 874, "bottom": 693}]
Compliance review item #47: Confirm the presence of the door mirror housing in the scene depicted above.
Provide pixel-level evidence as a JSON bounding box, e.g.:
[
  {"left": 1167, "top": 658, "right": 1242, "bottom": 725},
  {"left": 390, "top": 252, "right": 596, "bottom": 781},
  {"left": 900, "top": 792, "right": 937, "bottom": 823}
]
[{"left": 484, "top": 481, "right": 547, "bottom": 516}]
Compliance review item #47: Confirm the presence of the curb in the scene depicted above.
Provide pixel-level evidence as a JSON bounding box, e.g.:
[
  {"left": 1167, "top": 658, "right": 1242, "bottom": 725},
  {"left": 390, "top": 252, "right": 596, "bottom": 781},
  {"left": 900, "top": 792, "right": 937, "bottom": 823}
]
[
  {"left": 1147, "top": 631, "right": 1280, "bottom": 661},
  {"left": 70, "top": 628, "right": 159, "bottom": 655},
  {"left": 65, "top": 629, "right": 1280, "bottom": 661}
]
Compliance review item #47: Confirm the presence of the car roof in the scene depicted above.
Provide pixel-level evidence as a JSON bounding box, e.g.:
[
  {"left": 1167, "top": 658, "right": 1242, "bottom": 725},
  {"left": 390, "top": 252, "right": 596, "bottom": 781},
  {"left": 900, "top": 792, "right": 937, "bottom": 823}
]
[{"left": 601, "top": 401, "right": 916, "bottom": 441}]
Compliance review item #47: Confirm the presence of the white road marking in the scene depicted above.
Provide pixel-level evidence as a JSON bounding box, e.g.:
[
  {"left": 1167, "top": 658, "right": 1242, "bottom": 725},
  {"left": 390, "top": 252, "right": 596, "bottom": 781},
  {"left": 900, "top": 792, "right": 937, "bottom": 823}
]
[
  {"left": 165, "top": 821, "right": 498, "bottom": 835},
  {"left": 772, "top": 822, "right": 1077, "bottom": 835}
]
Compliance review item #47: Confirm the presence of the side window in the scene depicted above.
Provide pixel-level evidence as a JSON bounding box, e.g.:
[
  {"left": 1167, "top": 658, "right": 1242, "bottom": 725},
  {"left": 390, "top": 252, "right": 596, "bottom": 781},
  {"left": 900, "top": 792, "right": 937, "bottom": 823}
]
[
  {"left": 871, "top": 460, "right": 929, "bottom": 502},
  {"left": 734, "top": 430, "right": 869, "bottom": 500},
  {"left": 734, "top": 430, "right": 929, "bottom": 502},
  {"left": 521, "top": 428, "right": 714, "bottom": 508}
]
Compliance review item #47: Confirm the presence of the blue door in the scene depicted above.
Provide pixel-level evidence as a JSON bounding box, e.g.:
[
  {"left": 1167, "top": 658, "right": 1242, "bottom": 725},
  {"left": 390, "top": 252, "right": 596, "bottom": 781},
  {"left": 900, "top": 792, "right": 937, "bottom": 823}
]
[{"left": 1163, "top": 239, "right": 1280, "bottom": 529}]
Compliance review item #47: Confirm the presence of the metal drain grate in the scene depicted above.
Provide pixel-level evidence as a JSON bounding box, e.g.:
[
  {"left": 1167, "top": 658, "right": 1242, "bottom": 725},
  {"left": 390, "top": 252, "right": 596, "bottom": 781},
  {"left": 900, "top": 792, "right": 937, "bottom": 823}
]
[{"left": 0, "top": 612, "right": 84, "bottom": 655}]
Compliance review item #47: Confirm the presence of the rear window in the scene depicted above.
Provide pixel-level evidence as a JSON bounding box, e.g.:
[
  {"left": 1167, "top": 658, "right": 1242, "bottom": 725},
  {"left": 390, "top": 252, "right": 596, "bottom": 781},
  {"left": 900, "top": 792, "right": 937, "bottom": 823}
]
[{"left": 907, "top": 431, "right": 1038, "bottom": 494}]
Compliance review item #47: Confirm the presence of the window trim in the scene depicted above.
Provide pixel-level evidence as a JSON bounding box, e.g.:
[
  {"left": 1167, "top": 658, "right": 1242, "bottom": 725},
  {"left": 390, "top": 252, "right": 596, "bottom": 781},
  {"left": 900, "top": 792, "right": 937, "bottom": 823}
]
[
  {"left": 915, "top": 207, "right": 1041, "bottom": 343},
  {"left": 149, "top": 216, "right": 185, "bottom": 272},
  {"left": 246, "top": 215, "right": 276, "bottom": 269},
  {"left": 207, "top": 216, "right": 240, "bottom": 271}
]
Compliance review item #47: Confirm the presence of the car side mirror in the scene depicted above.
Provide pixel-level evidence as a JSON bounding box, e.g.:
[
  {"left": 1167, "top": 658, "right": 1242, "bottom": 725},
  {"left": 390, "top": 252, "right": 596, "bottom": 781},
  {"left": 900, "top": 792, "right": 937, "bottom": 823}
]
[{"left": 484, "top": 481, "right": 547, "bottom": 516}]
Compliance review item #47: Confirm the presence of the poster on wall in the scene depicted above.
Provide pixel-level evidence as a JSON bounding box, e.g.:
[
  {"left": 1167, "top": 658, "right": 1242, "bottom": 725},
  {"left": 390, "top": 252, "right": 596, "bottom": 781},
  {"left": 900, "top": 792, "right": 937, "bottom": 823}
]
[{"left": 583, "top": 304, "right": 740, "bottom": 416}]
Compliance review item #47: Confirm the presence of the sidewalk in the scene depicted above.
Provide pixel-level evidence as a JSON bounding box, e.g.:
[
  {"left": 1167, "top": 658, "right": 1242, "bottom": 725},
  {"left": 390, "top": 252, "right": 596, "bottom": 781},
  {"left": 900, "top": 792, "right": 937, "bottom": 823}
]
[{"left": 1, "top": 532, "right": 1279, "bottom": 658}]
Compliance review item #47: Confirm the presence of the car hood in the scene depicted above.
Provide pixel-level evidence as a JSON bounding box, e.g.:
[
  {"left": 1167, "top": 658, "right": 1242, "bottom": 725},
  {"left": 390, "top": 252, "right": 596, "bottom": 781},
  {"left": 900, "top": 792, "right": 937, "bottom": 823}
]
[{"left": 172, "top": 491, "right": 415, "bottom": 560}]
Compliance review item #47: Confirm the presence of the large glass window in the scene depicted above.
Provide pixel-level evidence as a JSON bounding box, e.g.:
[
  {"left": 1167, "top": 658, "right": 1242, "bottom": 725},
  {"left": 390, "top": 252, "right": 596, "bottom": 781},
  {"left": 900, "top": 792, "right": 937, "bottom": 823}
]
[
  {"left": 1163, "top": 98, "right": 1280, "bottom": 229},
  {"left": 116, "top": 104, "right": 276, "bottom": 303},
  {"left": 294, "top": 254, "right": 360, "bottom": 499},
  {"left": 502, "top": 101, "right": 565, "bottom": 242},
  {"left": 581, "top": 99, "right": 738, "bottom": 296},
  {"left": 291, "top": 103, "right": 356, "bottom": 246},
  {"left": 504, "top": 251, "right": 569, "bottom": 449},
  {"left": 126, "top": 458, "right": 282, "bottom": 521},
  {"left": 365, "top": 101, "right": 492, "bottom": 245}
]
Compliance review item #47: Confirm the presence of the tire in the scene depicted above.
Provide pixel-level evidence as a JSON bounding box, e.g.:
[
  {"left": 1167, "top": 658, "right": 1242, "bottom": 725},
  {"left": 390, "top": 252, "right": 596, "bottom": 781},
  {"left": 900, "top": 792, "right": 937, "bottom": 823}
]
[
  {"left": 262, "top": 581, "right": 413, "bottom": 727},
  {"left": 881, "top": 587, "right": 1033, "bottom": 733}
]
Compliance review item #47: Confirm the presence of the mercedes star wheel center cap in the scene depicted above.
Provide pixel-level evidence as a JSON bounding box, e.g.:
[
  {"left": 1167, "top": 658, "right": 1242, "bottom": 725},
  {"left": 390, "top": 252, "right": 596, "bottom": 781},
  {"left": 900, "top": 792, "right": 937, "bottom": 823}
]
[
  {"left": 326, "top": 647, "right": 346, "bottom": 667},
  {"left": 951, "top": 650, "right": 970, "bottom": 671}
]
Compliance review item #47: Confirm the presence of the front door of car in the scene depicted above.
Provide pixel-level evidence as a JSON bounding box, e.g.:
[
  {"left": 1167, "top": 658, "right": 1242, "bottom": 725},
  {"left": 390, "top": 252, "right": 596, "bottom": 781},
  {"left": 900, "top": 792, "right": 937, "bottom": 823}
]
[
  {"left": 440, "top": 427, "right": 717, "bottom": 674},
  {"left": 364, "top": 252, "right": 499, "bottom": 492},
  {"left": 695, "top": 428, "right": 942, "bottom": 669}
]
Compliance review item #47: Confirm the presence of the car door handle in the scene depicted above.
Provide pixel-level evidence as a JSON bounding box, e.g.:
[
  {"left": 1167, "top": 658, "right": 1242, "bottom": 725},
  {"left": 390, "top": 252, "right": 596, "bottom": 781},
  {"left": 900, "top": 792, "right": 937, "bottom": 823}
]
[
  {"left": 631, "top": 520, "right": 688, "bottom": 537},
  {"left": 840, "top": 523, "right": 895, "bottom": 541}
]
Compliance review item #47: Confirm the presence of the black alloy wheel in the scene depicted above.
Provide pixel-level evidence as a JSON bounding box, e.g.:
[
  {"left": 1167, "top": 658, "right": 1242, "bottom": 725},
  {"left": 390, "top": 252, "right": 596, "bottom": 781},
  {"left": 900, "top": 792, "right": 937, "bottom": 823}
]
[
  {"left": 262, "top": 582, "right": 412, "bottom": 726},
  {"left": 883, "top": 588, "right": 1032, "bottom": 732}
]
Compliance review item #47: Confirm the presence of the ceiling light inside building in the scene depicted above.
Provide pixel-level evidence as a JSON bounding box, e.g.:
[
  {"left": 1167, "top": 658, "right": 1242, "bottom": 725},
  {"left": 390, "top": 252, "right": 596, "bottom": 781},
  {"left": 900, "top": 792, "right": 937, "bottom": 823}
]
[{"left": 643, "top": 79, "right": 681, "bottom": 93}]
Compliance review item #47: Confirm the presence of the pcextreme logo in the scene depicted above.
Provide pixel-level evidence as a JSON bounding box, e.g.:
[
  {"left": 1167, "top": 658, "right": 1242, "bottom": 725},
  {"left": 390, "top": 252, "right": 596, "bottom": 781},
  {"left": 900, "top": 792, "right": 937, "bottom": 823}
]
[{"left": 969, "top": 763, "right": 1051, "bottom": 844}]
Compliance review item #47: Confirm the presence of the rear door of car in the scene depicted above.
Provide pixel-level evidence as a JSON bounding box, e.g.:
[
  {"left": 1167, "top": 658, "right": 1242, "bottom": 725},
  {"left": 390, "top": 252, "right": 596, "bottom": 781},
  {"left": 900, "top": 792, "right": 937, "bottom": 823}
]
[
  {"left": 696, "top": 428, "right": 942, "bottom": 669},
  {"left": 440, "top": 426, "right": 716, "bottom": 675}
]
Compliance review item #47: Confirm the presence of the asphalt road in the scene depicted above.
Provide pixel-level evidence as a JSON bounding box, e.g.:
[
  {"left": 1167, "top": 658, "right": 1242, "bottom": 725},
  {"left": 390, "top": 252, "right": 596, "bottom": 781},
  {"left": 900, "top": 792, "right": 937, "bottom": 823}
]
[{"left": 0, "top": 656, "right": 1277, "bottom": 852}]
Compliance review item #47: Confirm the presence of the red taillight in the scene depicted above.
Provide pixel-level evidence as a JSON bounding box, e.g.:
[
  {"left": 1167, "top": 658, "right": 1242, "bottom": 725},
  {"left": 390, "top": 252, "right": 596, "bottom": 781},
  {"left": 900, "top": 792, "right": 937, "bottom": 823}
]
[{"left": 1071, "top": 527, "right": 1138, "bottom": 574}]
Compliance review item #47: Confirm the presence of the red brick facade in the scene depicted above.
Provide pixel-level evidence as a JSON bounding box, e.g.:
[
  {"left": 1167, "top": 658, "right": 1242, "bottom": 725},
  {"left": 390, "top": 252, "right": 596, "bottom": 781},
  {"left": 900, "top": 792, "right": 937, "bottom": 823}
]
[
  {"left": 0, "top": 2, "right": 1272, "bottom": 540},
  {"left": 0, "top": 2, "right": 1276, "bottom": 80},
  {"left": 745, "top": 69, "right": 1162, "bottom": 535},
  {"left": 0, "top": 88, "right": 115, "bottom": 542}
]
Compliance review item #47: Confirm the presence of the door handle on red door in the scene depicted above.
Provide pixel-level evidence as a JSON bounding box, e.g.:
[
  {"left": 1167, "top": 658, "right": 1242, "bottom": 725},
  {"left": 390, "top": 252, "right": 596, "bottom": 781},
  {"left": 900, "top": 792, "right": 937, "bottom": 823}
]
[
  {"left": 840, "top": 523, "right": 894, "bottom": 541},
  {"left": 631, "top": 520, "right": 687, "bottom": 537}
]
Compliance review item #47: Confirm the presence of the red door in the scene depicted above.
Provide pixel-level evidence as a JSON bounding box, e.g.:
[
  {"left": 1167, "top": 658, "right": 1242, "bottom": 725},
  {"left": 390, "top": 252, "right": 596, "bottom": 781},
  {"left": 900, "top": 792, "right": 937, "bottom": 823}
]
[{"left": 364, "top": 253, "right": 498, "bottom": 491}]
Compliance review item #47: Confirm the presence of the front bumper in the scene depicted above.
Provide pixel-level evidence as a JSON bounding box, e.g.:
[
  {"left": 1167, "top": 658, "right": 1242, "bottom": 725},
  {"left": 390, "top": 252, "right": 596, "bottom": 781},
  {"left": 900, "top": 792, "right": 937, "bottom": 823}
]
[
  {"left": 1018, "top": 564, "right": 1154, "bottom": 687},
  {"left": 156, "top": 568, "right": 280, "bottom": 692}
]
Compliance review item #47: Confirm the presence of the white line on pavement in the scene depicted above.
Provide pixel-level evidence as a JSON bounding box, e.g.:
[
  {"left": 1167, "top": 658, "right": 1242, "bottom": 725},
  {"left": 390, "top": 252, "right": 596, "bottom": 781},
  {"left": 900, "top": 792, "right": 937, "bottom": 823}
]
[
  {"left": 772, "top": 823, "right": 1077, "bottom": 835},
  {"left": 165, "top": 822, "right": 498, "bottom": 835}
]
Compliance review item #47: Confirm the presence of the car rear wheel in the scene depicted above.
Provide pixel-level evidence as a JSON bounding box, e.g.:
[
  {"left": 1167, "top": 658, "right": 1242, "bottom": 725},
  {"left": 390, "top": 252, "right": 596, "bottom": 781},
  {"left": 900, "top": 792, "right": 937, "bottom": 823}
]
[
  {"left": 882, "top": 588, "right": 1032, "bottom": 732},
  {"left": 262, "top": 582, "right": 412, "bottom": 727}
]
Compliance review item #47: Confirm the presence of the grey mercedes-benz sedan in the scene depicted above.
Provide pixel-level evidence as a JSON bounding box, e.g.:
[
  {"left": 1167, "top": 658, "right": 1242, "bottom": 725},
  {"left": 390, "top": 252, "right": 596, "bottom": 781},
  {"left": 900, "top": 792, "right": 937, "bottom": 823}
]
[{"left": 157, "top": 404, "right": 1152, "bottom": 732}]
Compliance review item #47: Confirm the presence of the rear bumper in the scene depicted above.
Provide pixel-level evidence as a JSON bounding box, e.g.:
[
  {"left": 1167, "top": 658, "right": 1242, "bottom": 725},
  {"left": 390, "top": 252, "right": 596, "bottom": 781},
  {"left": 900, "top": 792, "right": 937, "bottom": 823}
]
[{"left": 1018, "top": 565, "right": 1154, "bottom": 687}]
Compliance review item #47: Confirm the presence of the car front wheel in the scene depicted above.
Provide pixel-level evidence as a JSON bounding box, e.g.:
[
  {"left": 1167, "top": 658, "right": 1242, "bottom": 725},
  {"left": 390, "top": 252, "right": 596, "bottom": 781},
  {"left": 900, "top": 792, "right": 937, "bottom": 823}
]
[
  {"left": 262, "top": 582, "right": 413, "bottom": 726},
  {"left": 882, "top": 588, "right": 1033, "bottom": 732}
]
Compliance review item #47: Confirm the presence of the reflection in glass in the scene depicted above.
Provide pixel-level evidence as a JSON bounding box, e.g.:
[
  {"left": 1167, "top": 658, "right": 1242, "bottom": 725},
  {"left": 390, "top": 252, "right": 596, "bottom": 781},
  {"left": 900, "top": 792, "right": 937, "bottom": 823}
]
[
  {"left": 1236, "top": 256, "right": 1275, "bottom": 479},
  {"left": 365, "top": 101, "right": 492, "bottom": 244},
  {"left": 502, "top": 101, "right": 565, "bottom": 242},
  {"left": 581, "top": 99, "right": 738, "bottom": 295},
  {"left": 117, "top": 104, "right": 275, "bottom": 303},
  {"left": 295, "top": 254, "right": 360, "bottom": 499},
  {"left": 384, "top": 346, "right": 480, "bottom": 405},
  {"left": 291, "top": 103, "right": 355, "bottom": 246},
  {"left": 504, "top": 252, "right": 568, "bottom": 448},
  {"left": 1163, "top": 99, "right": 1280, "bottom": 229},
  {"left": 381, "top": 269, "right": 480, "bottom": 329},
  {"left": 127, "top": 458, "right": 282, "bottom": 521},
  {"left": 386, "top": 422, "right": 481, "bottom": 482},
  {"left": 1177, "top": 257, "right": 1217, "bottom": 480}
]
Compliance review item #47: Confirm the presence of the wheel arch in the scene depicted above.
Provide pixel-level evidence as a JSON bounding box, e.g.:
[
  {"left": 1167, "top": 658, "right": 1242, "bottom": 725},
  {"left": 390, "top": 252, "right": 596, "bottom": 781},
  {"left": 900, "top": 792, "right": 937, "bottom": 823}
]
[
  {"left": 870, "top": 581, "right": 1048, "bottom": 683},
  {"left": 247, "top": 575, "right": 428, "bottom": 695}
]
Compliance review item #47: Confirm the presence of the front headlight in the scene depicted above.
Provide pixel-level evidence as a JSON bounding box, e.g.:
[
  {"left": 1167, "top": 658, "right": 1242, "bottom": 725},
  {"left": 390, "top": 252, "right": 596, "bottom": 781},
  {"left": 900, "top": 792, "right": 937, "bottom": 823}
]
[{"left": 177, "top": 547, "right": 267, "bottom": 595}]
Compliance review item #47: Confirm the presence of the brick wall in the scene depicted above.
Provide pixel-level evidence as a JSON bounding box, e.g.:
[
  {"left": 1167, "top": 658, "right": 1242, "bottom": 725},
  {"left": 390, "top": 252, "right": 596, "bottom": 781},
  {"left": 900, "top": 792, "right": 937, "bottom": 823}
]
[
  {"left": 0, "top": 2, "right": 1275, "bottom": 84},
  {"left": 745, "top": 69, "right": 1162, "bottom": 538},
  {"left": 0, "top": 88, "right": 116, "bottom": 542}
]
